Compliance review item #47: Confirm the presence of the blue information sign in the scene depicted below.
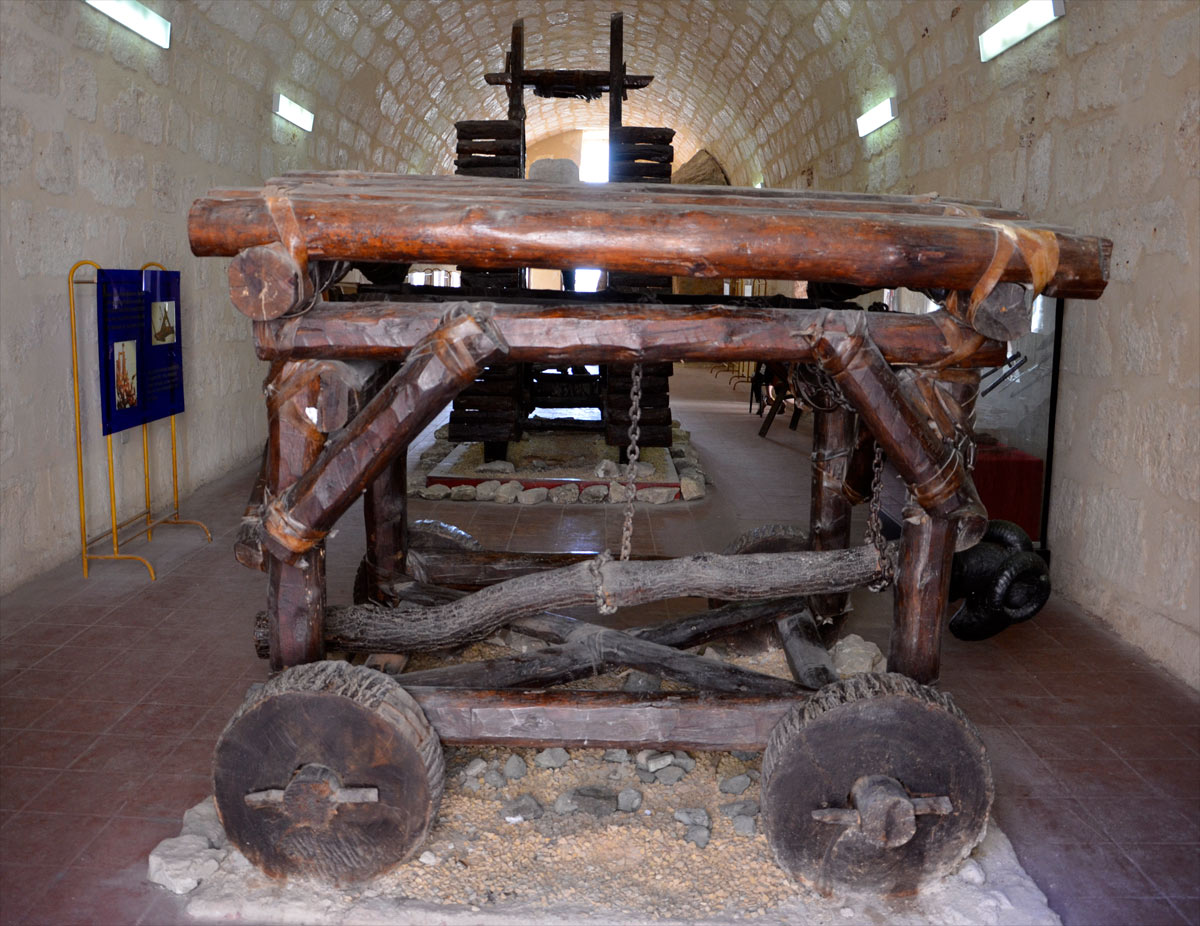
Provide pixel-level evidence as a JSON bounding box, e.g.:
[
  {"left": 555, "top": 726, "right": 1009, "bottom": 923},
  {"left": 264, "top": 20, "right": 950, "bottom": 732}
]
[{"left": 97, "top": 268, "right": 185, "bottom": 435}]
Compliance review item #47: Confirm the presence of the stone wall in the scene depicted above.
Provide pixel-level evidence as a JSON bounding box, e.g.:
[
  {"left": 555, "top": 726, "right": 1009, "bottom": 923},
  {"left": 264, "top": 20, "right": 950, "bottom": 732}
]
[{"left": 763, "top": 0, "right": 1199, "bottom": 686}]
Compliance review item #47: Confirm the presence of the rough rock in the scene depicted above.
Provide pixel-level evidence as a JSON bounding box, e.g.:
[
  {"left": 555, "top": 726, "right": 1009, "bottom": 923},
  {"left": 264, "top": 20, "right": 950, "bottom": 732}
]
[
  {"left": 449, "top": 484, "right": 476, "bottom": 501},
  {"left": 684, "top": 825, "right": 710, "bottom": 848},
  {"left": 417, "top": 484, "right": 450, "bottom": 500},
  {"left": 518, "top": 487, "right": 548, "bottom": 505},
  {"left": 603, "top": 749, "right": 629, "bottom": 763},
  {"left": 571, "top": 786, "right": 618, "bottom": 816},
  {"left": 579, "top": 484, "right": 609, "bottom": 503},
  {"left": 494, "top": 480, "right": 523, "bottom": 504},
  {"left": 679, "top": 472, "right": 706, "bottom": 500},
  {"left": 474, "top": 479, "right": 501, "bottom": 501},
  {"left": 957, "top": 859, "right": 986, "bottom": 885},
  {"left": 534, "top": 747, "right": 569, "bottom": 769},
  {"left": 553, "top": 791, "right": 579, "bottom": 815},
  {"left": 643, "top": 751, "right": 674, "bottom": 773},
  {"left": 502, "top": 794, "right": 544, "bottom": 823},
  {"left": 672, "top": 752, "right": 696, "bottom": 772},
  {"left": 636, "top": 768, "right": 657, "bottom": 784},
  {"left": 484, "top": 769, "right": 506, "bottom": 789},
  {"left": 548, "top": 483, "right": 580, "bottom": 504},
  {"left": 622, "top": 461, "right": 655, "bottom": 478},
  {"left": 731, "top": 751, "right": 760, "bottom": 761},
  {"left": 181, "top": 798, "right": 226, "bottom": 850},
  {"left": 419, "top": 851, "right": 438, "bottom": 865},
  {"left": 617, "top": 788, "right": 643, "bottom": 812},
  {"left": 656, "top": 766, "right": 686, "bottom": 785},
  {"left": 623, "top": 670, "right": 661, "bottom": 693},
  {"left": 719, "top": 800, "right": 760, "bottom": 818},
  {"left": 594, "top": 459, "right": 620, "bottom": 478},
  {"left": 503, "top": 755, "right": 527, "bottom": 780},
  {"left": 608, "top": 481, "right": 633, "bottom": 503},
  {"left": 147, "top": 835, "right": 224, "bottom": 894},
  {"left": 830, "top": 633, "right": 886, "bottom": 677},
  {"left": 733, "top": 814, "right": 757, "bottom": 836},
  {"left": 719, "top": 774, "right": 752, "bottom": 795},
  {"left": 672, "top": 148, "right": 730, "bottom": 186},
  {"left": 434, "top": 425, "right": 450, "bottom": 440},
  {"left": 477, "top": 460, "right": 515, "bottom": 474},
  {"left": 636, "top": 486, "right": 678, "bottom": 504},
  {"left": 463, "top": 758, "right": 488, "bottom": 778},
  {"left": 463, "top": 777, "right": 481, "bottom": 792},
  {"left": 674, "top": 808, "right": 711, "bottom": 828}
]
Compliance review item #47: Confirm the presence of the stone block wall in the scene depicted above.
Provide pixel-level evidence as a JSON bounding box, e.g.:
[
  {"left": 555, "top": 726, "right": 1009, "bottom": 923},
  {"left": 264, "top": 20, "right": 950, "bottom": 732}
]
[{"left": 760, "top": 0, "right": 1198, "bottom": 686}]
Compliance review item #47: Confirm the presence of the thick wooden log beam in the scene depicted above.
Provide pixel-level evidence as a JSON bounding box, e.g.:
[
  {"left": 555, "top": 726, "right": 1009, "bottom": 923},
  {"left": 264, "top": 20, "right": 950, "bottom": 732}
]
[
  {"left": 321, "top": 545, "right": 889, "bottom": 652},
  {"left": 259, "top": 314, "right": 506, "bottom": 563},
  {"left": 775, "top": 608, "right": 839, "bottom": 689},
  {"left": 188, "top": 177, "right": 1110, "bottom": 301},
  {"left": 808, "top": 407, "right": 857, "bottom": 626},
  {"left": 811, "top": 311, "right": 987, "bottom": 550},
  {"left": 408, "top": 688, "right": 798, "bottom": 751},
  {"left": 889, "top": 513, "right": 957, "bottom": 685},
  {"left": 235, "top": 441, "right": 269, "bottom": 572},
  {"left": 362, "top": 399, "right": 408, "bottom": 599},
  {"left": 255, "top": 301, "right": 1008, "bottom": 370},
  {"left": 407, "top": 548, "right": 671, "bottom": 589},
  {"left": 398, "top": 621, "right": 799, "bottom": 695}
]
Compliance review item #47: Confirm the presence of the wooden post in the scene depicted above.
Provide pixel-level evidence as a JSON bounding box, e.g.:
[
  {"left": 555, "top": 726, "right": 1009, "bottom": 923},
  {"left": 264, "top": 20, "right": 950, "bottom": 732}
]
[
  {"left": 508, "top": 19, "right": 525, "bottom": 175},
  {"left": 808, "top": 407, "right": 857, "bottom": 627},
  {"left": 888, "top": 512, "right": 956, "bottom": 684},
  {"left": 609, "top": 13, "right": 623, "bottom": 135},
  {"left": 362, "top": 401, "right": 408, "bottom": 601},
  {"left": 265, "top": 362, "right": 329, "bottom": 670}
]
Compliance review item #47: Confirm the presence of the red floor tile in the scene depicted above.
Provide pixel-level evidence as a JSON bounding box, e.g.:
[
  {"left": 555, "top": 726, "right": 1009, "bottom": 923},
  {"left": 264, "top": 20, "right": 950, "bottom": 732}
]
[
  {"left": 71, "top": 814, "right": 182, "bottom": 870},
  {"left": 0, "top": 810, "right": 109, "bottom": 868},
  {"left": 69, "top": 735, "right": 180, "bottom": 776},
  {"left": 27, "top": 864, "right": 161, "bottom": 925},
  {"left": 3, "top": 730, "right": 99, "bottom": 770},
  {"left": 118, "top": 773, "right": 211, "bottom": 822},
  {"left": 24, "top": 769, "right": 149, "bottom": 816}
]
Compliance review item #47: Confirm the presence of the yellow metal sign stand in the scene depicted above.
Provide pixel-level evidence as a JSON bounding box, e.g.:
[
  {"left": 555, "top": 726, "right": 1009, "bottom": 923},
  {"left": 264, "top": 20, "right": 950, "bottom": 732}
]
[{"left": 68, "top": 260, "right": 211, "bottom": 580}]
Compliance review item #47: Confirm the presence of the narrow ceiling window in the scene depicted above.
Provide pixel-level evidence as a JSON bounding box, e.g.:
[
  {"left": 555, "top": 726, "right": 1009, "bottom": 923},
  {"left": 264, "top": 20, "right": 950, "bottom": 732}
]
[
  {"left": 574, "top": 129, "right": 609, "bottom": 291},
  {"left": 273, "top": 93, "right": 314, "bottom": 132},
  {"left": 82, "top": 0, "right": 171, "bottom": 48},
  {"left": 856, "top": 98, "right": 896, "bottom": 138},
  {"left": 978, "top": 0, "right": 1065, "bottom": 62}
]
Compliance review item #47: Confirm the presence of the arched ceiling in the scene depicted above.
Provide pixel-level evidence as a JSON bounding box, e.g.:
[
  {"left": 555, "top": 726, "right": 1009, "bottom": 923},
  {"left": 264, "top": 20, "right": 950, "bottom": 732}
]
[{"left": 236, "top": 0, "right": 892, "bottom": 187}]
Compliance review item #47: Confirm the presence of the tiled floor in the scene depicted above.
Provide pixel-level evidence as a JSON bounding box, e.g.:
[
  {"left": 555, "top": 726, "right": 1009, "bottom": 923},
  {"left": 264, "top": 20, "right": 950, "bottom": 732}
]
[{"left": 1, "top": 364, "right": 1196, "bottom": 925}]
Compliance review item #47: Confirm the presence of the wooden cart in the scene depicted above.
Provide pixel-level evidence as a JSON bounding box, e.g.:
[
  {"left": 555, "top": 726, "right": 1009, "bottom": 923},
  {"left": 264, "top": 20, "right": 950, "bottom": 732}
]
[{"left": 188, "top": 172, "right": 1109, "bottom": 895}]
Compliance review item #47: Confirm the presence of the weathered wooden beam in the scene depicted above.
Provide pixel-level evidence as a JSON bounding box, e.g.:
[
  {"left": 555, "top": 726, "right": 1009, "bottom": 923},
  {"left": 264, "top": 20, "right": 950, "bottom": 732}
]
[
  {"left": 454, "top": 120, "right": 521, "bottom": 140},
  {"left": 889, "top": 512, "right": 957, "bottom": 685},
  {"left": 407, "top": 549, "right": 670, "bottom": 590},
  {"left": 808, "top": 407, "right": 857, "bottom": 626},
  {"left": 321, "top": 545, "right": 889, "bottom": 652},
  {"left": 484, "top": 69, "right": 654, "bottom": 95},
  {"left": 255, "top": 301, "right": 1008, "bottom": 370},
  {"left": 188, "top": 178, "right": 1110, "bottom": 301},
  {"left": 235, "top": 441, "right": 269, "bottom": 572},
  {"left": 775, "top": 609, "right": 839, "bottom": 689},
  {"left": 408, "top": 688, "right": 798, "bottom": 751},
  {"left": 260, "top": 313, "right": 506, "bottom": 563}
]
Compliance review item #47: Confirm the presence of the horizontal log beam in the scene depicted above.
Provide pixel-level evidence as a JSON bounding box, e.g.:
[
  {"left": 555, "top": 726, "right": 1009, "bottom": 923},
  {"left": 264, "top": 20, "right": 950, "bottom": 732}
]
[
  {"left": 320, "top": 545, "right": 889, "bottom": 652},
  {"left": 408, "top": 688, "right": 798, "bottom": 751},
  {"left": 254, "top": 301, "right": 1008, "bottom": 369},
  {"left": 189, "top": 174, "right": 1109, "bottom": 299}
]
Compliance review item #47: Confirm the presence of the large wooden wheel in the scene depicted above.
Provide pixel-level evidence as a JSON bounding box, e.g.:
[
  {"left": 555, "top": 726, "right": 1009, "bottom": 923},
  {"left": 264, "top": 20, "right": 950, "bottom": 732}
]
[
  {"left": 213, "top": 662, "right": 444, "bottom": 884},
  {"left": 762, "top": 673, "right": 992, "bottom": 896}
]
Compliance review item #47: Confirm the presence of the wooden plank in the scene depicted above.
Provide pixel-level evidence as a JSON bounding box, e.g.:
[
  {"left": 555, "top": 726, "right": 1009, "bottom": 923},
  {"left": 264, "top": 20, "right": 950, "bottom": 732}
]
[
  {"left": 454, "top": 155, "right": 521, "bottom": 171},
  {"left": 408, "top": 688, "right": 799, "bottom": 750},
  {"left": 455, "top": 120, "right": 522, "bottom": 139},
  {"left": 456, "top": 139, "right": 521, "bottom": 157},
  {"left": 775, "top": 609, "right": 838, "bottom": 689},
  {"left": 611, "top": 143, "right": 674, "bottom": 162},
  {"left": 610, "top": 126, "right": 676, "bottom": 145}
]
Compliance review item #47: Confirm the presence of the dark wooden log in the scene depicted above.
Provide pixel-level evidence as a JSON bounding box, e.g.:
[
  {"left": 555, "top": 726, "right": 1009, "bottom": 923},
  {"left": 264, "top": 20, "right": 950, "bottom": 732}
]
[
  {"left": 609, "top": 12, "right": 623, "bottom": 130},
  {"left": 611, "top": 162, "right": 673, "bottom": 181},
  {"left": 264, "top": 361, "right": 330, "bottom": 670},
  {"left": 456, "top": 139, "right": 521, "bottom": 157},
  {"left": 808, "top": 407, "right": 857, "bottom": 626},
  {"left": 408, "top": 549, "right": 668, "bottom": 589},
  {"left": 213, "top": 662, "right": 443, "bottom": 884},
  {"left": 321, "top": 545, "right": 889, "bottom": 652},
  {"left": 409, "top": 687, "right": 798, "bottom": 751},
  {"left": 610, "top": 126, "right": 676, "bottom": 145},
  {"left": 775, "top": 608, "right": 839, "bottom": 689},
  {"left": 454, "top": 155, "right": 521, "bottom": 171},
  {"left": 255, "top": 301, "right": 1008, "bottom": 371},
  {"left": 454, "top": 120, "right": 521, "bottom": 140},
  {"left": 228, "top": 242, "right": 311, "bottom": 321},
  {"left": 812, "top": 311, "right": 986, "bottom": 550},
  {"left": 453, "top": 166, "right": 522, "bottom": 178},
  {"left": 235, "top": 440, "right": 269, "bottom": 572},
  {"left": 188, "top": 177, "right": 1110, "bottom": 302},
  {"left": 484, "top": 69, "right": 653, "bottom": 98},
  {"left": 361, "top": 408, "right": 407, "bottom": 602},
  {"left": 761, "top": 674, "right": 992, "bottom": 895},
  {"left": 888, "top": 512, "right": 956, "bottom": 685},
  {"left": 260, "top": 314, "right": 506, "bottom": 562},
  {"left": 399, "top": 622, "right": 798, "bottom": 695},
  {"left": 611, "top": 143, "right": 674, "bottom": 163}
]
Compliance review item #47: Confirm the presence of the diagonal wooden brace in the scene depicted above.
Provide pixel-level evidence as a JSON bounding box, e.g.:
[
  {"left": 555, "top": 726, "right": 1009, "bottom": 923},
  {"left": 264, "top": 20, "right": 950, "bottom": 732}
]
[
  {"left": 259, "top": 312, "right": 508, "bottom": 564},
  {"left": 807, "top": 310, "right": 987, "bottom": 551}
]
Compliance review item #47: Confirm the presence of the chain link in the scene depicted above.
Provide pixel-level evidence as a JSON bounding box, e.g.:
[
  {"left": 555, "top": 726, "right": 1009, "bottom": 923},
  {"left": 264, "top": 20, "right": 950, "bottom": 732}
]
[
  {"left": 618, "top": 363, "right": 643, "bottom": 562},
  {"left": 864, "top": 442, "right": 895, "bottom": 592}
]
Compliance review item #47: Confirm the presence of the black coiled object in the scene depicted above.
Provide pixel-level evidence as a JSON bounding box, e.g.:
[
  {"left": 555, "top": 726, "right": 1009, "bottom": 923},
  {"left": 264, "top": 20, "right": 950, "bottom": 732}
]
[{"left": 948, "top": 520, "right": 1051, "bottom": 641}]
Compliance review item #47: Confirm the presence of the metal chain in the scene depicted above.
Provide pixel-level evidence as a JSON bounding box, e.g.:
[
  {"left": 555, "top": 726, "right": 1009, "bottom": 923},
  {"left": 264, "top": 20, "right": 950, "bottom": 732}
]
[
  {"left": 618, "top": 363, "right": 643, "bottom": 562},
  {"left": 864, "top": 442, "right": 895, "bottom": 592}
]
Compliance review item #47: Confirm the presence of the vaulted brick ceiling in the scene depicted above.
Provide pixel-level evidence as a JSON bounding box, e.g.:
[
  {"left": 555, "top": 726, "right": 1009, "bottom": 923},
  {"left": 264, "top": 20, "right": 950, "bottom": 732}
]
[{"left": 244, "top": 0, "right": 874, "bottom": 186}]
